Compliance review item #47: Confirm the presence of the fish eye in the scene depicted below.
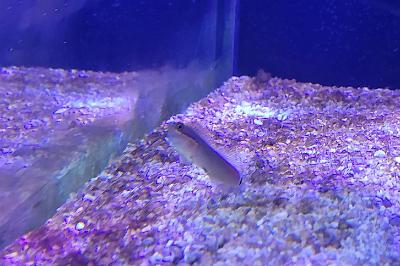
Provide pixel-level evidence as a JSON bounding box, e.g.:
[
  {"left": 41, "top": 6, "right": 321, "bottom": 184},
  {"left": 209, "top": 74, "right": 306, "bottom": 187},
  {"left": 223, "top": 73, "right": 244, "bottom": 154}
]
[{"left": 176, "top": 122, "right": 184, "bottom": 130}]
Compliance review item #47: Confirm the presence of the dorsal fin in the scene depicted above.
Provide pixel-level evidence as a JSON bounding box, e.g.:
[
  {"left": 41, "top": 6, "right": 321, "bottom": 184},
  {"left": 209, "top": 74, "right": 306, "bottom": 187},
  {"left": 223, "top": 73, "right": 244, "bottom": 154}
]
[{"left": 185, "top": 122, "right": 218, "bottom": 150}]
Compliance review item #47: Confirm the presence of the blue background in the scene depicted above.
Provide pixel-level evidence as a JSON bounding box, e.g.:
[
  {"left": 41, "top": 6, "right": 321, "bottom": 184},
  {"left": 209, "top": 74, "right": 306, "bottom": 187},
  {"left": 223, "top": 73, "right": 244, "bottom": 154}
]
[
  {"left": 0, "top": 0, "right": 210, "bottom": 71},
  {"left": 238, "top": 0, "right": 400, "bottom": 88}
]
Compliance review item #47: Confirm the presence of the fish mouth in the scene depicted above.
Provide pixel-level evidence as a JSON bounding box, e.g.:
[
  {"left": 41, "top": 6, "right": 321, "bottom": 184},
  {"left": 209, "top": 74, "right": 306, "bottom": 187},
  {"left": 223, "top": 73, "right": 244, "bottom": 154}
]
[{"left": 165, "top": 122, "right": 181, "bottom": 141}]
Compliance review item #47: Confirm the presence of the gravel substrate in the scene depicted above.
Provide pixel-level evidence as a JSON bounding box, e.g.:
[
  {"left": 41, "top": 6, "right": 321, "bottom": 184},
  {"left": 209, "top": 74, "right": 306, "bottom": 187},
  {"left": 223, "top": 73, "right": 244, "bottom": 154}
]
[
  {"left": 0, "top": 67, "right": 137, "bottom": 249},
  {"left": 2, "top": 75, "right": 400, "bottom": 265},
  {"left": 0, "top": 67, "right": 137, "bottom": 169}
]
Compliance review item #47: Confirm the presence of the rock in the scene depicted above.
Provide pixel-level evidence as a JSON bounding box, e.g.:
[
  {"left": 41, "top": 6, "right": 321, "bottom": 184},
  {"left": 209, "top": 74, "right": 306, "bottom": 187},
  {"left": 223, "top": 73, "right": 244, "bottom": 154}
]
[
  {"left": 381, "top": 197, "right": 393, "bottom": 208},
  {"left": 231, "top": 246, "right": 246, "bottom": 259},
  {"left": 55, "top": 251, "right": 91, "bottom": 265},
  {"left": 183, "top": 231, "right": 194, "bottom": 243},
  {"left": 75, "top": 222, "right": 85, "bottom": 230},
  {"left": 217, "top": 235, "right": 227, "bottom": 248},
  {"left": 276, "top": 111, "right": 290, "bottom": 121},
  {"left": 253, "top": 119, "right": 263, "bottom": 126},
  {"left": 207, "top": 198, "right": 218, "bottom": 210},
  {"left": 298, "top": 197, "right": 315, "bottom": 214},
  {"left": 338, "top": 219, "right": 353, "bottom": 230},
  {"left": 184, "top": 246, "right": 202, "bottom": 264},
  {"left": 170, "top": 246, "right": 184, "bottom": 263},
  {"left": 54, "top": 107, "right": 69, "bottom": 114},
  {"left": 273, "top": 197, "right": 289, "bottom": 208},
  {"left": 287, "top": 233, "right": 302, "bottom": 244},
  {"left": 143, "top": 237, "right": 155, "bottom": 246},
  {"left": 3, "top": 251, "right": 19, "bottom": 259},
  {"left": 316, "top": 228, "right": 341, "bottom": 248},
  {"left": 374, "top": 150, "right": 386, "bottom": 158},
  {"left": 149, "top": 252, "right": 163, "bottom": 264},
  {"left": 165, "top": 239, "right": 174, "bottom": 247},
  {"left": 83, "top": 194, "right": 96, "bottom": 202},
  {"left": 205, "top": 235, "right": 218, "bottom": 252},
  {"left": 389, "top": 215, "right": 400, "bottom": 227},
  {"left": 1, "top": 147, "right": 14, "bottom": 154}
]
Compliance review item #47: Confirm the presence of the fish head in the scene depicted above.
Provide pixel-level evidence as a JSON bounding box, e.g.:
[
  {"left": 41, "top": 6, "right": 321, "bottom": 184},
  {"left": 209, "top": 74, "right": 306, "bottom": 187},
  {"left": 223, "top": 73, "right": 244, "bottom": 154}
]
[
  {"left": 166, "top": 122, "right": 199, "bottom": 159},
  {"left": 171, "top": 122, "right": 185, "bottom": 132},
  {"left": 167, "top": 122, "right": 198, "bottom": 141},
  {"left": 166, "top": 122, "right": 186, "bottom": 139}
]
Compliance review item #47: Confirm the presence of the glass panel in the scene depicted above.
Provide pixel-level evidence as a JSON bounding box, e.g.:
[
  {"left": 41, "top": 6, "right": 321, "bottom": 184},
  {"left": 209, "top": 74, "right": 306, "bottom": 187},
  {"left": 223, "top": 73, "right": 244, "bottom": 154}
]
[{"left": 0, "top": 0, "right": 238, "bottom": 249}]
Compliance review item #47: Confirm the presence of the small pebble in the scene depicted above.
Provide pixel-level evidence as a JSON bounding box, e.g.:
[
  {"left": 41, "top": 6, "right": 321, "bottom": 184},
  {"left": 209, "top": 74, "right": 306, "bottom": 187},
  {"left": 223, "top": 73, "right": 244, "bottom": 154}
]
[
  {"left": 183, "top": 231, "right": 194, "bottom": 243},
  {"left": 317, "top": 228, "right": 340, "bottom": 248},
  {"left": 287, "top": 233, "right": 302, "bottom": 244},
  {"left": 170, "top": 246, "right": 183, "bottom": 262},
  {"left": 166, "top": 239, "right": 174, "bottom": 247},
  {"left": 149, "top": 252, "right": 163, "bottom": 264},
  {"left": 381, "top": 197, "right": 393, "bottom": 208},
  {"left": 83, "top": 194, "right": 96, "bottom": 202},
  {"left": 184, "top": 248, "right": 201, "bottom": 264},
  {"left": 3, "top": 251, "right": 19, "bottom": 259},
  {"left": 338, "top": 219, "right": 353, "bottom": 230},
  {"left": 173, "top": 240, "right": 186, "bottom": 247},
  {"left": 276, "top": 111, "right": 289, "bottom": 121},
  {"left": 217, "top": 235, "right": 227, "bottom": 248},
  {"left": 204, "top": 235, "right": 218, "bottom": 251},
  {"left": 121, "top": 190, "right": 131, "bottom": 197},
  {"left": 374, "top": 150, "right": 386, "bottom": 158},
  {"left": 389, "top": 215, "right": 400, "bottom": 227},
  {"left": 143, "top": 237, "right": 155, "bottom": 246},
  {"left": 1, "top": 147, "right": 14, "bottom": 154},
  {"left": 141, "top": 225, "right": 152, "bottom": 232},
  {"left": 75, "top": 222, "right": 85, "bottom": 230},
  {"left": 273, "top": 197, "right": 289, "bottom": 208},
  {"left": 298, "top": 197, "right": 315, "bottom": 214},
  {"left": 254, "top": 119, "right": 263, "bottom": 126},
  {"left": 256, "top": 218, "right": 265, "bottom": 227},
  {"left": 54, "top": 107, "right": 69, "bottom": 114}
]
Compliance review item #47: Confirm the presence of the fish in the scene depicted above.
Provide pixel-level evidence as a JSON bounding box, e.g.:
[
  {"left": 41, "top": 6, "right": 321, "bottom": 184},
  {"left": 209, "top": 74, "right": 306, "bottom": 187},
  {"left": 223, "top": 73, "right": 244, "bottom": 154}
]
[{"left": 166, "top": 122, "right": 242, "bottom": 186}]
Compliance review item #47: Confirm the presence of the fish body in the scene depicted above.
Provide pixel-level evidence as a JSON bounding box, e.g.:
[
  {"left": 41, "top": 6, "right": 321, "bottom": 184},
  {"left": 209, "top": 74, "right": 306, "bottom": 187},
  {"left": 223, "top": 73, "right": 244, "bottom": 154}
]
[{"left": 166, "top": 122, "right": 241, "bottom": 186}]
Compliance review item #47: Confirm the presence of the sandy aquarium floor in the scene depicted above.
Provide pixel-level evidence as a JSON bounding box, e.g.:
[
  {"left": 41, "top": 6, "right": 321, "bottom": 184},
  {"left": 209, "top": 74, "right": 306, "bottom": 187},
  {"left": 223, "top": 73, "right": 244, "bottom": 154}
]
[{"left": 2, "top": 76, "right": 400, "bottom": 265}]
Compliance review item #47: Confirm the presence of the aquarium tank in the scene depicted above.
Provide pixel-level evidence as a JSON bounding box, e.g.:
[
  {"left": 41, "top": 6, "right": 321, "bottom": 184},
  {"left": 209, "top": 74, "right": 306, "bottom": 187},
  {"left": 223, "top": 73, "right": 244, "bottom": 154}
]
[{"left": 1, "top": 0, "right": 400, "bottom": 265}]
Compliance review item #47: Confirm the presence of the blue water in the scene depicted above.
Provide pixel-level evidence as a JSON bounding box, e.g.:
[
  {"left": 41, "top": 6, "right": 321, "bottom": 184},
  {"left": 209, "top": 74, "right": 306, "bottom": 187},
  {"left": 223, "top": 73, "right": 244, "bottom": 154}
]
[{"left": 238, "top": 0, "right": 400, "bottom": 89}]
